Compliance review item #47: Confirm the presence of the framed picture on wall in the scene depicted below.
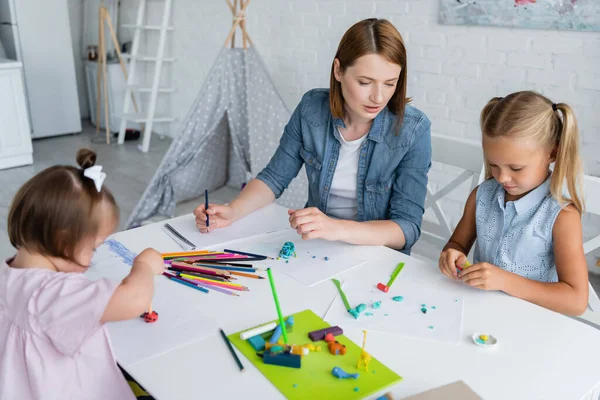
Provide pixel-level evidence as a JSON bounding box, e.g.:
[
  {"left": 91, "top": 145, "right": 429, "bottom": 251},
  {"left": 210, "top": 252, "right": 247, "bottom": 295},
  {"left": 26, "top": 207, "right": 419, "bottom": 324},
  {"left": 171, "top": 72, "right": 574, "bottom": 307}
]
[{"left": 440, "top": 0, "right": 600, "bottom": 32}]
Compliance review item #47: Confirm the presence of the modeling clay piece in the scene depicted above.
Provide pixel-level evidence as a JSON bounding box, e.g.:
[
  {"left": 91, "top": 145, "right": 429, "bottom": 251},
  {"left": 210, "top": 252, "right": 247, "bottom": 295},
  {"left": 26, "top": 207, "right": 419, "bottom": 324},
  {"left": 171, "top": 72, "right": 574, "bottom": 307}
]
[
  {"left": 270, "top": 323, "right": 283, "bottom": 344},
  {"left": 372, "top": 301, "right": 381, "bottom": 309},
  {"left": 324, "top": 256, "right": 329, "bottom": 261},
  {"left": 472, "top": 332, "right": 498, "bottom": 348},
  {"left": 357, "top": 330, "right": 372, "bottom": 372},
  {"left": 141, "top": 311, "right": 158, "bottom": 323},
  {"left": 240, "top": 321, "right": 277, "bottom": 340},
  {"left": 308, "top": 326, "right": 343, "bottom": 342},
  {"left": 377, "top": 262, "right": 405, "bottom": 292},
  {"left": 365, "top": 312, "right": 374, "bottom": 316},
  {"left": 247, "top": 335, "right": 266, "bottom": 351},
  {"left": 325, "top": 334, "right": 347, "bottom": 355},
  {"left": 421, "top": 307, "right": 427, "bottom": 314},
  {"left": 349, "top": 303, "right": 368, "bottom": 319},
  {"left": 278, "top": 242, "right": 297, "bottom": 259},
  {"left": 290, "top": 345, "right": 310, "bottom": 356},
  {"left": 392, "top": 296, "right": 404, "bottom": 302},
  {"left": 263, "top": 348, "right": 301, "bottom": 368},
  {"left": 331, "top": 367, "right": 359, "bottom": 379},
  {"left": 324, "top": 333, "right": 335, "bottom": 342}
]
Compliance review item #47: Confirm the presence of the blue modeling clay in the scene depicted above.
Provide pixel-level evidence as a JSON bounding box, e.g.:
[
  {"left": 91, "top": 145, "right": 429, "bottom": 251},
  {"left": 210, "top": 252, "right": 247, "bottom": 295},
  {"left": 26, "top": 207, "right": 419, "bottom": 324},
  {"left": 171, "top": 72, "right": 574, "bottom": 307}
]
[
  {"left": 331, "top": 367, "right": 359, "bottom": 379},
  {"left": 372, "top": 301, "right": 381, "bottom": 309},
  {"left": 278, "top": 242, "right": 296, "bottom": 259},
  {"left": 392, "top": 296, "right": 404, "bottom": 302}
]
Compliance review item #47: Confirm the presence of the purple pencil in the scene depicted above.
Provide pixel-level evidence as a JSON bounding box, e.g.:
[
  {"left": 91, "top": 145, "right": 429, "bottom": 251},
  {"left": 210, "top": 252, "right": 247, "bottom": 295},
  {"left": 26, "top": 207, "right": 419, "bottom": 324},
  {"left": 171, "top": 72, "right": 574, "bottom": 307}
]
[{"left": 173, "top": 274, "right": 239, "bottom": 297}]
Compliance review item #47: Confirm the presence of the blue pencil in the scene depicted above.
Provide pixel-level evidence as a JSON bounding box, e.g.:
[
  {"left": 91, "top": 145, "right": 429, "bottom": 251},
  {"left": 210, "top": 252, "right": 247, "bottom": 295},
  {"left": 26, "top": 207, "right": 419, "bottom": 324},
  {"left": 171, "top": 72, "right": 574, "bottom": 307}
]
[
  {"left": 168, "top": 275, "right": 209, "bottom": 293},
  {"left": 205, "top": 189, "right": 209, "bottom": 227},
  {"left": 192, "top": 263, "right": 257, "bottom": 272}
]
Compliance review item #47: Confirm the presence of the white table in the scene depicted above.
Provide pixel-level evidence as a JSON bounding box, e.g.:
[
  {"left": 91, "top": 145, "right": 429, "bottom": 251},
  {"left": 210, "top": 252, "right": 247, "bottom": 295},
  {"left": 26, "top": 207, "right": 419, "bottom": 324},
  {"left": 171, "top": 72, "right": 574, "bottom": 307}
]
[{"left": 89, "top": 205, "right": 600, "bottom": 400}]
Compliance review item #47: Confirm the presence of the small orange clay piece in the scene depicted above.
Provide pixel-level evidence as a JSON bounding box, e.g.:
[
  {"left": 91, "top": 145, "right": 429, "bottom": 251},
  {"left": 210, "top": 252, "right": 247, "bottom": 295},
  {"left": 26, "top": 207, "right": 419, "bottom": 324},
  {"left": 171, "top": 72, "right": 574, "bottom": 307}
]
[
  {"left": 324, "top": 330, "right": 346, "bottom": 355},
  {"left": 141, "top": 311, "right": 159, "bottom": 323},
  {"left": 327, "top": 341, "right": 347, "bottom": 355}
]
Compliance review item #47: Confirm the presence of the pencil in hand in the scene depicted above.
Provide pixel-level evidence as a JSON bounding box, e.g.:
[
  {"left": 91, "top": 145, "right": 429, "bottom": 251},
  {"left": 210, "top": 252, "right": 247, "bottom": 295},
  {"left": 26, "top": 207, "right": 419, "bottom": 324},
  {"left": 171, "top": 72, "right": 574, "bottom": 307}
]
[{"left": 205, "top": 189, "right": 209, "bottom": 228}]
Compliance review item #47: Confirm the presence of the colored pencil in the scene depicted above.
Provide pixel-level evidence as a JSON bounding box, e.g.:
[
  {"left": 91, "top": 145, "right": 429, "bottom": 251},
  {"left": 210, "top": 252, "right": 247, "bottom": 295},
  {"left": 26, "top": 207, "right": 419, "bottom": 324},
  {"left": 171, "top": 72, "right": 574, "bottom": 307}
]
[
  {"left": 189, "top": 260, "right": 255, "bottom": 268},
  {"left": 169, "top": 269, "right": 231, "bottom": 282},
  {"left": 179, "top": 274, "right": 249, "bottom": 291},
  {"left": 229, "top": 270, "right": 264, "bottom": 279},
  {"left": 192, "top": 264, "right": 257, "bottom": 273},
  {"left": 171, "top": 256, "right": 257, "bottom": 263},
  {"left": 224, "top": 248, "right": 271, "bottom": 260},
  {"left": 179, "top": 273, "right": 244, "bottom": 288},
  {"left": 193, "top": 280, "right": 239, "bottom": 296},
  {"left": 170, "top": 262, "right": 232, "bottom": 276},
  {"left": 205, "top": 189, "right": 209, "bottom": 227},
  {"left": 162, "top": 250, "right": 223, "bottom": 258},
  {"left": 169, "top": 266, "right": 230, "bottom": 278},
  {"left": 166, "top": 274, "right": 209, "bottom": 293},
  {"left": 266, "top": 268, "right": 288, "bottom": 344},
  {"left": 166, "top": 273, "right": 237, "bottom": 296},
  {"left": 220, "top": 328, "right": 244, "bottom": 372}
]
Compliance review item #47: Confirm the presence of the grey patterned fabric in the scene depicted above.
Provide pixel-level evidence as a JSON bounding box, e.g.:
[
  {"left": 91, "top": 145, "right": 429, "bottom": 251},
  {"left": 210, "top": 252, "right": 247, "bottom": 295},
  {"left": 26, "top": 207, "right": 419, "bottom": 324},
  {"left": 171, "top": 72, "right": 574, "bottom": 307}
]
[{"left": 126, "top": 47, "right": 308, "bottom": 229}]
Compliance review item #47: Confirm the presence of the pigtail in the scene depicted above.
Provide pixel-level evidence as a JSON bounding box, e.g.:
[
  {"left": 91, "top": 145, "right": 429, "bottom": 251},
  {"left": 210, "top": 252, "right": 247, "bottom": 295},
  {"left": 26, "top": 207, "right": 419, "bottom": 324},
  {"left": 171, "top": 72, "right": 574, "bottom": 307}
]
[
  {"left": 550, "top": 103, "right": 584, "bottom": 214},
  {"left": 480, "top": 97, "right": 504, "bottom": 180}
]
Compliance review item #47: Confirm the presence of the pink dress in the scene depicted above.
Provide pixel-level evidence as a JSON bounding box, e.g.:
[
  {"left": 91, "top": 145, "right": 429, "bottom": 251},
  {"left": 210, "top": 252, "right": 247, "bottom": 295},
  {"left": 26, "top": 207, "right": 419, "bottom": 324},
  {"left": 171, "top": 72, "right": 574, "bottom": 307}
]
[{"left": 0, "top": 260, "right": 136, "bottom": 400}]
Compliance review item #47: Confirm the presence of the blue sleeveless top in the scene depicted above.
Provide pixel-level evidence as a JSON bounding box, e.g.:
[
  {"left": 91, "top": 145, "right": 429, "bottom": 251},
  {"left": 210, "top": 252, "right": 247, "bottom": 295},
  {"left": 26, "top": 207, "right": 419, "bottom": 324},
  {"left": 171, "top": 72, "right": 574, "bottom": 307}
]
[{"left": 474, "top": 176, "right": 563, "bottom": 283}]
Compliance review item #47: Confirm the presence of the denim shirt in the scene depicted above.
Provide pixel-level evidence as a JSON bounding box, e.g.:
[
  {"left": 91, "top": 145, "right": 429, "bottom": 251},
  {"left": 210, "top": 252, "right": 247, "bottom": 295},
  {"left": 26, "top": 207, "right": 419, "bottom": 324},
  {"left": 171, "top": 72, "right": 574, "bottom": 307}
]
[
  {"left": 473, "top": 176, "right": 562, "bottom": 282},
  {"left": 256, "top": 89, "right": 432, "bottom": 253}
]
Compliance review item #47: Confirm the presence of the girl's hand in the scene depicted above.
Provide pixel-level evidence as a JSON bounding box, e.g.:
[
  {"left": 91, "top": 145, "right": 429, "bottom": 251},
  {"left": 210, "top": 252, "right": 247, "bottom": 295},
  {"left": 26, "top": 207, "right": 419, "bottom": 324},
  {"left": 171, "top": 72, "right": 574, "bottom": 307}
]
[
  {"left": 459, "top": 262, "right": 508, "bottom": 291},
  {"left": 135, "top": 248, "right": 164, "bottom": 275},
  {"left": 288, "top": 207, "right": 341, "bottom": 241},
  {"left": 438, "top": 248, "right": 468, "bottom": 279},
  {"left": 194, "top": 203, "right": 236, "bottom": 233}
]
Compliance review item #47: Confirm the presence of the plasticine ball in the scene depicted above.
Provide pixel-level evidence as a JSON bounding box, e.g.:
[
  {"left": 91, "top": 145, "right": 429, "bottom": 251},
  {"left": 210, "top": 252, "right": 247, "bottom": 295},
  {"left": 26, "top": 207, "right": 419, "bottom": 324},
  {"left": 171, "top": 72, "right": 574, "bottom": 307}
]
[
  {"left": 479, "top": 334, "right": 489, "bottom": 342},
  {"left": 141, "top": 311, "right": 159, "bottom": 323},
  {"left": 324, "top": 333, "right": 335, "bottom": 342}
]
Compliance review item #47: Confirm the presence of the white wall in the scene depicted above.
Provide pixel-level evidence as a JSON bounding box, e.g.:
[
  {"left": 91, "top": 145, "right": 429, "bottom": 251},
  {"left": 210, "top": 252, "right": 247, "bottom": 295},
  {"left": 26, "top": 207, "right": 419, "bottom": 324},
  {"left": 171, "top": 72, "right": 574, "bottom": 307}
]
[{"left": 126, "top": 0, "right": 600, "bottom": 265}]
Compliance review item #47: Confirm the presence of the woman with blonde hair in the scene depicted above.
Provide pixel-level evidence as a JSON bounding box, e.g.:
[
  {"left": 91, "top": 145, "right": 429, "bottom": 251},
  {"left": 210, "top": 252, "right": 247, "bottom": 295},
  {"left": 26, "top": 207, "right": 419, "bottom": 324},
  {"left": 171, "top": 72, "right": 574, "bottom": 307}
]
[{"left": 439, "top": 91, "right": 588, "bottom": 315}]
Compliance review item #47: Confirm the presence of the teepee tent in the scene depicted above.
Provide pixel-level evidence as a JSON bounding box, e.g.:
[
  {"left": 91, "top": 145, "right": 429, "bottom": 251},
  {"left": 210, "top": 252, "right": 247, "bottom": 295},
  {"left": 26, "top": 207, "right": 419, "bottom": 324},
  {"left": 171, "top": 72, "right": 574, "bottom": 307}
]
[{"left": 126, "top": 0, "right": 308, "bottom": 228}]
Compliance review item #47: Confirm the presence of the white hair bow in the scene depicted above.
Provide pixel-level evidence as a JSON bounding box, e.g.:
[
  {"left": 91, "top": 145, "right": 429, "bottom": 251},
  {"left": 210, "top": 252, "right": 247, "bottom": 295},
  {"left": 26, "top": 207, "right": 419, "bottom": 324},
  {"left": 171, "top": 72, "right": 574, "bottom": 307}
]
[{"left": 83, "top": 165, "right": 106, "bottom": 192}]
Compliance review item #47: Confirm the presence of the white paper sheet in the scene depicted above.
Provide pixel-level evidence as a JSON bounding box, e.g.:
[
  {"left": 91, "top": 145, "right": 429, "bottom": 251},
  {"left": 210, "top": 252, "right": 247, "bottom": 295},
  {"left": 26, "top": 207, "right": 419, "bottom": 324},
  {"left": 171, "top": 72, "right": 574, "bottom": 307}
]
[
  {"left": 167, "top": 203, "right": 291, "bottom": 250},
  {"left": 234, "top": 229, "right": 368, "bottom": 286},
  {"left": 88, "top": 249, "right": 219, "bottom": 368},
  {"left": 324, "top": 278, "right": 464, "bottom": 344}
]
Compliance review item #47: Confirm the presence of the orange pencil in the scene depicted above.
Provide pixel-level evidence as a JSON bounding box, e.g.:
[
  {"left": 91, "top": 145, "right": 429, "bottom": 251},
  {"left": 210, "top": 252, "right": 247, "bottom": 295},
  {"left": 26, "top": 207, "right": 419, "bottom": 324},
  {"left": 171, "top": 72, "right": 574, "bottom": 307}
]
[{"left": 229, "top": 271, "right": 265, "bottom": 279}]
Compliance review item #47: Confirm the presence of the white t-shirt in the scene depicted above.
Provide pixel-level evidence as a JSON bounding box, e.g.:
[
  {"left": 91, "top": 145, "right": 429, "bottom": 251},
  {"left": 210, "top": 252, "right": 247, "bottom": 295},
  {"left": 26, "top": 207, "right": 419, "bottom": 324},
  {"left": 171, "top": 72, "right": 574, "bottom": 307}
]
[{"left": 327, "top": 128, "right": 368, "bottom": 220}]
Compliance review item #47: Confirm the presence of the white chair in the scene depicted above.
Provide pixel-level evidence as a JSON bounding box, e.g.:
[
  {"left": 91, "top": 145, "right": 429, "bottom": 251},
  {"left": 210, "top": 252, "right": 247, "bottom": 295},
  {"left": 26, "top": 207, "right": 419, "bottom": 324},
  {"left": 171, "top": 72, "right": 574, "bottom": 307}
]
[
  {"left": 574, "top": 174, "right": 600, "bottom": 329},
  {"left": 411, "top": 134, "right": 484, "bottom": 261}
]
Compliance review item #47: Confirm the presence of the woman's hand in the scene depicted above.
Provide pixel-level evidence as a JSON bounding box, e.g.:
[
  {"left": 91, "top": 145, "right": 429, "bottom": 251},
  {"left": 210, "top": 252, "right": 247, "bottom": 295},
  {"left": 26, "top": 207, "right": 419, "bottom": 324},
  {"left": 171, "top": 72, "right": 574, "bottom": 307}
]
[
  {"left": 193, "top": 203, "right": 236, "bottom": 233},
  {"left": 438, "top": 248, "right": 468, "bottom": 280},
  {"left": 459, "top": 262, "right": 508, "bottom": 291},
  {"left": 288, "top": 207, "right": 342, "bottom": 241}
]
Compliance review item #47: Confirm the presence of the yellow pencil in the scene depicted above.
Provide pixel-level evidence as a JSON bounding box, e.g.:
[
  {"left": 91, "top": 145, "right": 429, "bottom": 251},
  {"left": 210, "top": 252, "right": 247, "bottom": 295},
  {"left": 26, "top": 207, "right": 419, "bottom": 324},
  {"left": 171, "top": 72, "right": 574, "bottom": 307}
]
[{"left": 180, "top": 273, "right": 246, "bottom": 289}]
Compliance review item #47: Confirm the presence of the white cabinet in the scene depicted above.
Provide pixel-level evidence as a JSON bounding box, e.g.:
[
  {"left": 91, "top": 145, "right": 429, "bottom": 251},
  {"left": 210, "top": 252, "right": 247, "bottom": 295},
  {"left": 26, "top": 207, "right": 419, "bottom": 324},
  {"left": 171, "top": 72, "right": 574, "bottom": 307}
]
[{"left": 0, "top": 59, "right": 32, "bottom": 170}]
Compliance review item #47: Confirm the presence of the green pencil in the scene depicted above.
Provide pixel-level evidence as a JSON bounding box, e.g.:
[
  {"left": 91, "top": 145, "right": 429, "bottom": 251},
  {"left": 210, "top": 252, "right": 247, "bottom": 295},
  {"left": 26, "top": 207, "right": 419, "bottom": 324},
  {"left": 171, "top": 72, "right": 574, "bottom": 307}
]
[{"left": 266, "top": 268, "right": 288, "bottom": 344}]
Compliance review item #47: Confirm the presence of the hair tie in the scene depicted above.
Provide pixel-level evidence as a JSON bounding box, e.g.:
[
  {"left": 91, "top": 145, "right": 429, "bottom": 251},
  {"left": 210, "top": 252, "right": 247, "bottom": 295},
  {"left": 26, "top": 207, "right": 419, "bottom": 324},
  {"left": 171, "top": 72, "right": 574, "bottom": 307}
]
[
  {"left": 552, "top": 103, "right": 557, "bottom": 112},
  {"left": 83, "top": 165, "right": 106, "bottom": 192}
]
